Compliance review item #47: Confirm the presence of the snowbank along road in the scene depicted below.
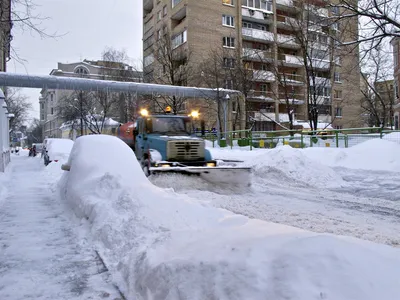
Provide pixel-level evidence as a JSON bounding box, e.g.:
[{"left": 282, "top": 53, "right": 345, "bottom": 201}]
[
  {"left": 0, "top": 155, "right": 122, "bottom": 300},
  {"left": 150, "top": 145, "right": 400, "bottom": 247}
]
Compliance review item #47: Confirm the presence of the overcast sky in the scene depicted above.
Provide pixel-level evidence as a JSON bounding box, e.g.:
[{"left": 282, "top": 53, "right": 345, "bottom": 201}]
[{"left": 7, "top": 0, "right": 143, "bottom": 123}]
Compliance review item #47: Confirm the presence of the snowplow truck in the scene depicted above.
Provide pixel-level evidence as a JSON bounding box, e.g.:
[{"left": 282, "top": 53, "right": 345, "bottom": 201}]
[{"left": 117, "top": 114, "right": 251, "bottom": 186}]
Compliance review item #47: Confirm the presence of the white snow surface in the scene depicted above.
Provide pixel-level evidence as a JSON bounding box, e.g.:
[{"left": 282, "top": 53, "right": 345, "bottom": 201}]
[
  {"left": 382, "top": 131, "right": 400, "bottom": 144},
  {"left": 46, "top": 138, "right": 74, "bottom": 162},
  {"left": 58, "top": 135, "right": 400, "bottom": 300},
  {"left": 0, "top": 155, "right": 121, "bottom": 300},
  {"left": 303, "top": 138, "right": 400, "bottom": 171},
  {"left": 244, "top": 145, "right": 345, "bottom": 188},
  {"left": 209, "top": 137, "right": 400, "bottom": 172}
]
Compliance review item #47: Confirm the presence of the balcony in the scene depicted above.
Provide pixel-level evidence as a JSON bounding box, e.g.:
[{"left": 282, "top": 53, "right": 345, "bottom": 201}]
[
  {"left": 311, "top": 58, "right": 330, "bottom": 70},
  {"left": 281, "top": 54, "right": 303, "bottom": 67},
  {"left": 278, "top": 73, "right": 304, "bottom": 85},
  {"left": 276, "top": 14, "right": 298, "bottom": 29},
  {"left": 253, "top": 70, "right": 275, "bottom": 82},
  {"left": 242, "top": 7, "right": 272, "bottom": 23},
  {"left": 253, "top": 111, "right": 293, "bottom": 123},
  {"left": 309, "top": 76, "right": 331, "bottom": 86},
  {"left": 248, "top": 91, "right": 305, "bottom": 105},
  {"left": 171, "top": 5, "right": 186, "bottom": 21},
  {"left": 242, "top": 48, "right": 273, "bottom": 61},
  {"left": 143, "top": 0, "right": 154, "bottom": 13},
  {"left": 242, "top": 28, "right": 274, "bottom": 43},
  {"left": 242, "top": 28, "right": 299, "bottom": 48},
  {"left": 277, "top": 33, "right": 299, "bottom": 48}
]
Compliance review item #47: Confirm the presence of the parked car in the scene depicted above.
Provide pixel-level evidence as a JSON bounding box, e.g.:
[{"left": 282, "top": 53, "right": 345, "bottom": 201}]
[{"left": 43, "top": 138, "right": 74, "bottom": 166}]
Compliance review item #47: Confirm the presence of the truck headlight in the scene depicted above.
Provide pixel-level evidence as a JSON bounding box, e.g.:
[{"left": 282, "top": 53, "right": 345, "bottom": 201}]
[{"left": 206, "top": 162, "right": 216, "bottom": 167}]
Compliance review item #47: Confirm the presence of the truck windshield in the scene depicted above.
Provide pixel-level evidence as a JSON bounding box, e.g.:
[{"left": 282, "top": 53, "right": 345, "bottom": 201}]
[{"left": 149, "top": 117, "right": 191, "bottom": 135}]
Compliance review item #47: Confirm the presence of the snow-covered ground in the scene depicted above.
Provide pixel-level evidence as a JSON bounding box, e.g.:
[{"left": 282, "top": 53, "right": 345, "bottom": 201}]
[
  {"left": 2, "top": 136, "right": 400, "bottom": 299},
  {"left": 153, "top": 139, "right": 400, "bottom": 247},
  {"left": 57, "top": 135, "right": 400, "bottom": 299},
  {"left": 0, "top": 154, "right": 122, "bottom": 300}
]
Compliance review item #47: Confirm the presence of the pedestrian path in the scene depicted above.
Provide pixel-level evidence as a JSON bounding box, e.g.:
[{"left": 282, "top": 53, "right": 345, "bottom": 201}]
[{"left": 0, "top": 155, "right": 121, "bottom": 300}]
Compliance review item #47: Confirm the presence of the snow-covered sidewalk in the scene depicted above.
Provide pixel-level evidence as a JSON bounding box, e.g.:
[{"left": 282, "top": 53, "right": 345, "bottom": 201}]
[{"left": 0, "top": 155, "right": 121, "bottom": 300}]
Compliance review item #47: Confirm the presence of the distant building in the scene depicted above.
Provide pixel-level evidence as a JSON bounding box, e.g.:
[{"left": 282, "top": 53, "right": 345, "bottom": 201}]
[
  {"left": 143, "top": 0, "right": 363, "bottom": 131},
  {"left": 39, "top": 60, "right": 143, "bottom": 139},
  {"left": 391, "top": 37, "right": 400, "bottom": 129},
  {"left": 374, "top": 79, "right": 395, "bottom": 128},
  {"left": 0, "top": 0, "right": 11, "bottom": 72}
]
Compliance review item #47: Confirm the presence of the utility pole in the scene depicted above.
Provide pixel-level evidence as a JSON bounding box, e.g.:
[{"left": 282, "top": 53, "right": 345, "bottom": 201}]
[{"left": 272, "top": 0, "right": 279, "bottom": 125}]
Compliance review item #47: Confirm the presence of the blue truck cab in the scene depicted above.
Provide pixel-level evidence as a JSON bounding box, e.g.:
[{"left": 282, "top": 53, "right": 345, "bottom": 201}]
[{"left": 131, "top": 115, "right": 215, "bottom": 175}]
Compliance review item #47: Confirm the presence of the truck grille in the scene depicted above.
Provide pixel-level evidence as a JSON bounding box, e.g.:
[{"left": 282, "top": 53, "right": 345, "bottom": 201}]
[{"left": 167, "top": 140, "right": 205, "bottom": 161}]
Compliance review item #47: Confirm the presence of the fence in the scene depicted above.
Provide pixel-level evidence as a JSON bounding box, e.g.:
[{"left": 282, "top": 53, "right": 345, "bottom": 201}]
[{"left": 201, "top": 127, "right": 400, "bottom": 150}]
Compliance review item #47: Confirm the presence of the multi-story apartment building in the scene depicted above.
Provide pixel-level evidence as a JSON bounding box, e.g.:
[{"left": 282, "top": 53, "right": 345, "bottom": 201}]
[
  {"left": 374, "top": 79, "right": 395, "bottom": 128},
  {"left": 0, "top": 0, "right": 12, "bottom": 72},
  {"left": 391, "top": 37, "right": 400, "bottom": 129},
  {"left": 39, "top": 60, "right": 143, "bottom": 138},
  {"left": 143, "top": 0, "right": 363, "bottom": 131}
]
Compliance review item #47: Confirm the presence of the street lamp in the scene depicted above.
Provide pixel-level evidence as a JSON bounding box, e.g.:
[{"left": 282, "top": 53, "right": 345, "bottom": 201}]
[{"left": 223, "top": 94, "right": 229, "bottom": 139}]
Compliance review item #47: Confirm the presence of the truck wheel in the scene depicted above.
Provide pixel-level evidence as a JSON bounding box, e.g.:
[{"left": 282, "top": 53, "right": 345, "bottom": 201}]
[{"left": 142, "top": 159, "right": 151, "bottom": 177}]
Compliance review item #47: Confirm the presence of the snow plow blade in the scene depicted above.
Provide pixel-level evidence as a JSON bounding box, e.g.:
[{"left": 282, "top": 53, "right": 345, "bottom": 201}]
[{"left": 149, "top": 166, "right": 252, "bottom": 186}]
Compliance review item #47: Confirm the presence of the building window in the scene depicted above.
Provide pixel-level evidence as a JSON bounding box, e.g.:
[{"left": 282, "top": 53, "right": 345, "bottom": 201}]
[
  {"left": 144, "top": 53, "right": 155, "bottom": 67},
  {"left": 334, "top": 90, "right": 342, "bottom": 99},
  {"left": 51, "top": 107, "right": 54, "bottom": 115},
  {"left": 395, "top": 82, "right": 399, "bottom": 98},
  {"left": 223, "top": 0, "right": 234, "bottom": 5},
  {"left": 163, "top": 5, "right": 167, "bottom": 16},
  {"left": 225, "top": 79, "right": 234, "bottom": 89},
  {"left": 222, "top": 15, "right": 235, "bottom": 27},
  {"left": 157, "top": 29, "right": 162, "bottom": 40},
  {"left": 50, "top": 94, "right": 54, "bottom": 101},
  {"left": 223, "top": 36, "right": 235, "bottom": 48},
  {"left": 242, "top": 0, "right": 271, "bottom": 11},
  {"left": 242, "top": 22, "right": 252, "bottom": 29},
  {"left": 157, "top": 10, "right": 162, "bottom": 21},
  {"left": 331, "top": 6, "right": 340, "bottom": 15},
  {"left": 74, "top": 67, "right": 89, "bottom": 75},
  {"left": 394, "top": 45, "right": 398, "bottom": 67},
  {"left": 223, "top": 57, "right": 235, "bottom": 68},
  {"left": 41, "top": 103, "right": 44, "bottom": 109},
  {"left": 172, "top": 30, "right": 187, "bottom": 49},
  {"left": 335, "top": 107, "right": 342, "bottom": 117},
  {"left": 172, "top": 0, "right": 182, "bottom": 8},
  {"left": 260, "top": 84, "right": 268, "bottom": 93},
  {"left": 41, "top": 114, "right": 44, "bottom": 120},
  {"left": 334, "top": 72, "right": 341, "bottom": 82},
  {"left": 334, "top": 125, "right": 343, "bottom": 130},
  {"left": 319, "top": 35, "right": 328, "bottom": 44}
]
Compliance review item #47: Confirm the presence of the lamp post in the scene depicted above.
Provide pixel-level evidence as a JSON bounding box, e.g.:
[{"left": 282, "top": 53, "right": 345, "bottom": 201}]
[{"left": 224, "top": 94, "right": 229, "bottom": 140}]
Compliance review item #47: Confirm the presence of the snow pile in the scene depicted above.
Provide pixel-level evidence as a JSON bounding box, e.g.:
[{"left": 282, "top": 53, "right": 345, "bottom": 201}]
[
  {"left": 46, "top": 138, "right": 74, "bottom": 162},
  {"left": 0, "top": 170, "right": 9, "bottom": 205},
  {"left": 383, "top": 132, "right": 400, "bottom": 144},
  {"left": 58, "top": 135, "right": 400, "bottom": 300},
  {"left": 305, "top": 139, "right": 400, "bottom": 172},
  {"left": 246, "top": 145, "right": 345, "bottom": 188}
]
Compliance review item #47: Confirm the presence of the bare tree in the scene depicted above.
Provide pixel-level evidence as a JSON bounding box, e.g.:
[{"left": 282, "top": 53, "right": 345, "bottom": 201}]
[
  {"left": 98, "top": 47, "right": 142, "bottom": 123},
  {"left": 332, "top": 0, "right": 400, "bottom": 48},
  {"left": 1, "top": 0, "right": 61, "bottom": 63},
  {"left": 151, "top": 25, "right": 194, "bottom": 114},
  {"left": 360, "top": 46, "right": 395, "bottom": 128},
  {"left": 4, "top": 87, "right": 32, "bottom": 131},
  {"left": 26, "top": 118, "right": 42, "bottom": 145}
]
